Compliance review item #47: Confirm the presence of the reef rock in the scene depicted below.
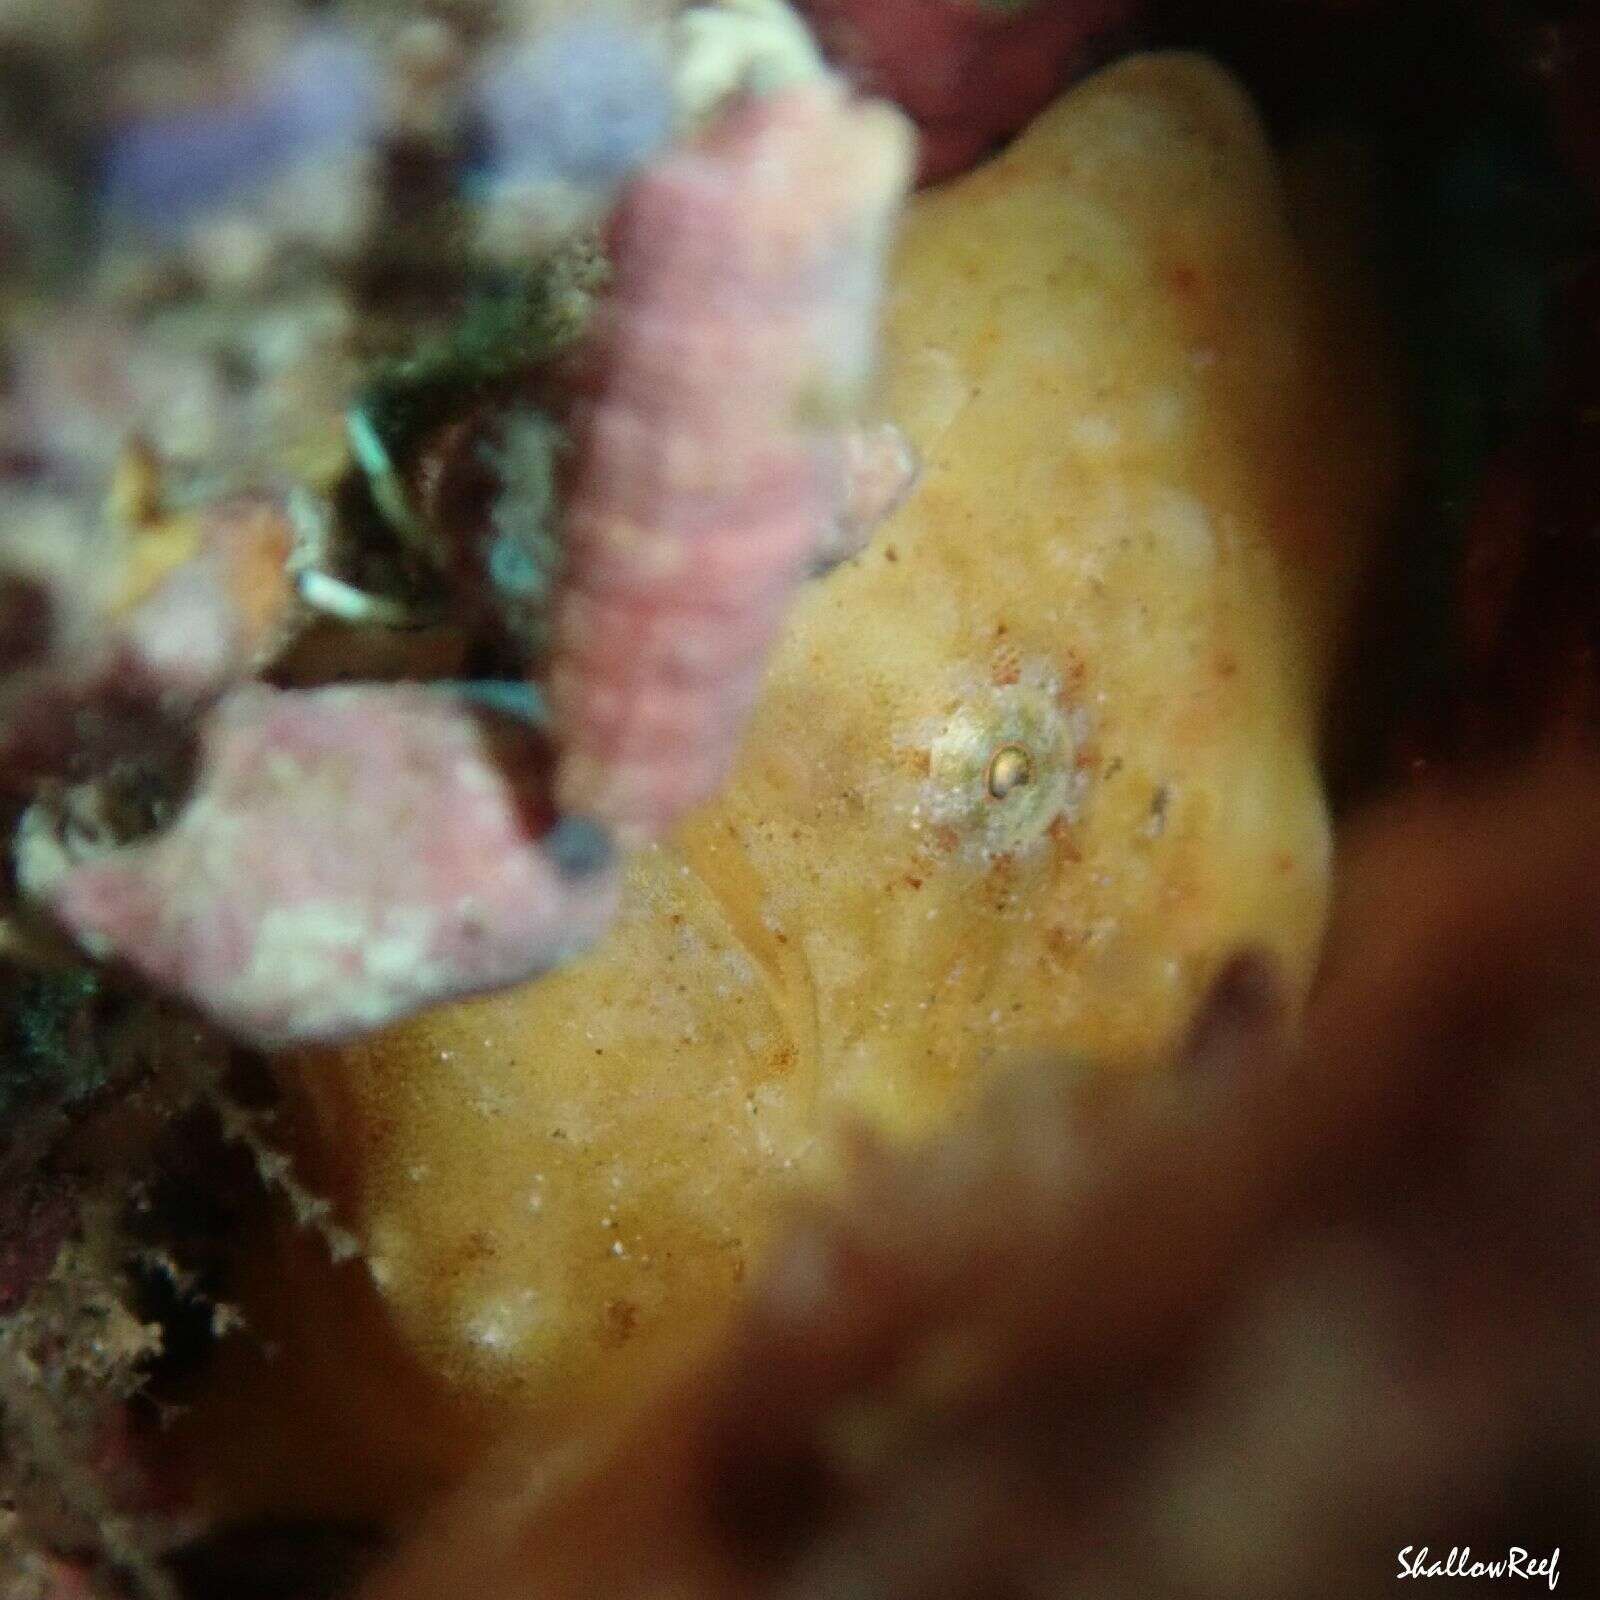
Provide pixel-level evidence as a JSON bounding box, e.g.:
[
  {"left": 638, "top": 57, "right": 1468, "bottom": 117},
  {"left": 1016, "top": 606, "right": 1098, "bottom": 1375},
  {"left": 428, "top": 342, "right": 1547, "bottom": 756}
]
[
  {"left": 32, "top": 685, "right": 620, "bottom": 1045},
  {"left": 551, "top": 76, "right": 914, "bottom": 839}
]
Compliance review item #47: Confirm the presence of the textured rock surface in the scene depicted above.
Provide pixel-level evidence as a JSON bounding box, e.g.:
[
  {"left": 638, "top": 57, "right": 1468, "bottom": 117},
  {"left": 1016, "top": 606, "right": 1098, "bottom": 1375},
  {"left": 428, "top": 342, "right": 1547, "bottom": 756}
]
[
  {"left": 551, "top": 78, "right": 914, "bottom": 838},
  {"left": 36, "top": 685, "right": 620, "bottom": 1045}
]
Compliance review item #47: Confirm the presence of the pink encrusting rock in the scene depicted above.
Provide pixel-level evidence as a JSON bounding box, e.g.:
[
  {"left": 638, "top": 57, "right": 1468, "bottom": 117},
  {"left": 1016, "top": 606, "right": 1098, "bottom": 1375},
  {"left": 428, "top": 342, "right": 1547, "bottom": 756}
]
[
  {"left": 35, "top": 684, "right": 621, "bottom": 1046},
  {"left": 549, "top": 78, "right": 914, "bottom": 840}
]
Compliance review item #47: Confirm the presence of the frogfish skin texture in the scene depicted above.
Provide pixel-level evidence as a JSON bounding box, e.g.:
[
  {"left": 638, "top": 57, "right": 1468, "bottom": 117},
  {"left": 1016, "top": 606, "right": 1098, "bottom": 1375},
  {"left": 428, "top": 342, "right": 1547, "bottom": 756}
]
[{"left": 175, "top": 54, "right": 1402, "bottom": 1521}]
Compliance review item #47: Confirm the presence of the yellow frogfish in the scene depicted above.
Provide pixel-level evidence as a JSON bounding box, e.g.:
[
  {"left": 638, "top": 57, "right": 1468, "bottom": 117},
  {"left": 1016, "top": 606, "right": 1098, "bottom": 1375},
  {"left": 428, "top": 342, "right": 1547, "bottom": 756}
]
[{"left": 173, "top": 53, "right": 1402, "bottom": 1521}]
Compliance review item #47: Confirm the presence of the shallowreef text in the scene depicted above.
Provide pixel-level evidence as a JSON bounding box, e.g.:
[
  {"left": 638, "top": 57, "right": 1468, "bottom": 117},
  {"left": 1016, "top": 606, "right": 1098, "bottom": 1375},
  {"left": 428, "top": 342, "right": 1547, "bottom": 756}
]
[{"left": 1398, "top": 1546, "right": 1560, "bottom": 1589}]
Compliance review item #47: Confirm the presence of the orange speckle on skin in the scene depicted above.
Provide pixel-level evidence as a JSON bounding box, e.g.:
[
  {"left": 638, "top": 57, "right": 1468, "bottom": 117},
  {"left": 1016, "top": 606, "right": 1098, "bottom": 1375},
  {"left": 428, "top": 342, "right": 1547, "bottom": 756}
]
[
  {"left": 1166, "top": 263, "right": 1201, "bottom": 296},
  {"left": 600, "top": 1299, "right": 639, "bottom": 1346},
  {"left": 1048, "top": 815, "right": 1082, "bottom": 862}
]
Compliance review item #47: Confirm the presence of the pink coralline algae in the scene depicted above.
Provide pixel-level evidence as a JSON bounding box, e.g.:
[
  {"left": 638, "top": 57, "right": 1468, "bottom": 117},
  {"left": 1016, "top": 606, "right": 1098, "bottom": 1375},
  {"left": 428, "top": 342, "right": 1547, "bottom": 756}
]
[
  {"left": 33, "top": 685, "right": 620, "bottom": 1046},
  {"left": 550, "top": 79, "right": 913, "bottom": 839}
]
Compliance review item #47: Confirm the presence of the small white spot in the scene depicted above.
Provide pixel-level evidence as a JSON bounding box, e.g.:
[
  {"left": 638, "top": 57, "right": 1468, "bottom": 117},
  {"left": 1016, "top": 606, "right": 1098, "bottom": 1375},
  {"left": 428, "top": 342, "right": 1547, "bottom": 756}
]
[
  {"left": 462, "top": 1288, "right": 540, "bottom": 1357},
  {"left": 1150, "top": 488, "right": 1215, "bottom": 571},
  {"left": 1144, "top": 387, "right": 1188, "bottom": 441},
  {"left": 1070, "top": 413, "right": 1121, "bottom": 453}
]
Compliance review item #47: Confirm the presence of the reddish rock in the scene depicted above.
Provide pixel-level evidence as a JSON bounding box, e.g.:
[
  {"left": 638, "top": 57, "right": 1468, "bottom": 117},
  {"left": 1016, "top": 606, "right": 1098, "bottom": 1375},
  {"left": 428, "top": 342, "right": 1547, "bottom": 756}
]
[
  {"left": 551, "top": 79, "right": 912, "bottom": 838},
  {"left": 798, "top": 0, "right": 1141, "bottom": 181},
  {"left": 36, "top": 684, "right": 620, "bottom": 1046}
]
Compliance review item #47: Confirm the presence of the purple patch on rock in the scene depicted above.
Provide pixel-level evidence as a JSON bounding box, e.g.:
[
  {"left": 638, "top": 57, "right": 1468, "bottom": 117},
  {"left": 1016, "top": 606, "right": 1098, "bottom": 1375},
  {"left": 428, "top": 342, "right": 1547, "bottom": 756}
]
[
  {"left": 476, "top": 21, "right": 673, "bottom": 188},
  {"left": 101, "top": 28, "right": 378, "bottom": 230}
]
